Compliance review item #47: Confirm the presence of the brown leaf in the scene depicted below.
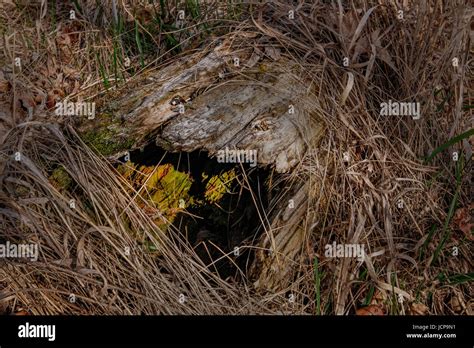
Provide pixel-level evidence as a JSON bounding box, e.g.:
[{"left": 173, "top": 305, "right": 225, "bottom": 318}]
[
  {"left": 46, "top": 88, "right": 65, "bottom": 110},
  {"left": 449, "top": 296, "right": 464, "bottom": 313},
  {"left": 356, "top": 305, "right": 385, "bottom": 315},
  {"left": 0, "top": 71, "right": 10, "bottom": 92},
  {"left": 34, "top": 94, "right": 44, "bottom": 105},
  {"left": 409, "top": 303, "right": 429, "bottom": 315},
  {"left": 18, "top": 92, "right": 36, "bottom": 111},
  {"left": 452, "top": 204, "right": 474, "bottom": 241},
  {"left": 0, "top": 80, "right": 10, "bottom": 93},
  {"left": 46, "top": 92, "right": 60, "bottom": 110}
]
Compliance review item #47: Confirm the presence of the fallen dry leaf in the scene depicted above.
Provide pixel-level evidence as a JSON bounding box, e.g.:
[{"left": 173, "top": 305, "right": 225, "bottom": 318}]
[
  {"left": 409, "top": 303, "right": 429, "bottom": 315},
  {"left": 356, "top": 305, "right": 385, "bottom": 315},
  {"left": 46, "top": 88, "right": 66, "bottom": 109},
  {"left": 18, "top": 91, "right": 36, "bottom": 112},
  {"left": 0, "top": 80, "right": 10, "bottom": 93},
  {"left": 0, "top": 71, "right": 10, "bottom": 93},
  {"left": 452, "top": 204, "right": 474, "bottom": 241},
  {"left": 449, "top": 296, "right": 464, "bottom": 313}
]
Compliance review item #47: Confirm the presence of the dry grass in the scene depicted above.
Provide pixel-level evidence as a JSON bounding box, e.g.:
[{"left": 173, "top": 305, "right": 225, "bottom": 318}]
[
  {"left": 252, "top": 0, "right": 473, "bottom": 315},
  {"left": 0, "top": 0, "right": 472, "bottom": 315},
  {"left": 0, "top": 123, "right": 281, "bottom": 314}
]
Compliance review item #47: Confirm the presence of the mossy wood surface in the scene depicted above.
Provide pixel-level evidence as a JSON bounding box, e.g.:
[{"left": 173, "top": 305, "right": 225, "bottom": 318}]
[{"left": 77, "top": 40, "right": 325, "bottom": 292}]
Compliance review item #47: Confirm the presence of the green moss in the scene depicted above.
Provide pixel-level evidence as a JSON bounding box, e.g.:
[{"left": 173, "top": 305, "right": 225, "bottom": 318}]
[
  {"left": 50, "top": 166, "right": 73, "bottom": 191},
  {"left": 82, "top": 123, "right": 134, "bottom": 156},
  {"left": 258, "top": 63, "right": 268, "bottom": 73}
]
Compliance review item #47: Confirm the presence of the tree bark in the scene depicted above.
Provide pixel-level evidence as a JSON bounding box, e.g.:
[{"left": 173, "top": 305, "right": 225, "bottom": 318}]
[{"left": 78, "top": 40, "right": 325, "bottom": 292}]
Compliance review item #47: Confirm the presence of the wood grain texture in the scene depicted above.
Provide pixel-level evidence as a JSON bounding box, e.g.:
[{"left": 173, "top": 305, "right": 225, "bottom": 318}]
[
  {"left": 81, "top": 40, "right": 323, "bottom": 173},
  {"left": 78, "top": 40, "right": 325, "bottom": 292}
]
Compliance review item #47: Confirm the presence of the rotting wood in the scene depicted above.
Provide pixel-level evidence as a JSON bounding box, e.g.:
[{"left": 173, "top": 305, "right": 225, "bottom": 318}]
[
  {"left": 77, "top": 39, "right": 325, "bottom": 293},
  {"left": 251, "top": 182, "right": 309, "bottom": 292},
  {"left": 79, "top": 40, "right": 323, "bottom": 173}
]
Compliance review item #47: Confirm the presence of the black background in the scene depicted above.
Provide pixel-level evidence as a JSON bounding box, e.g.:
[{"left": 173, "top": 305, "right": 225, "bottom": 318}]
[{"left": 0, "top": 315, "right": 472, "bottom": 346}]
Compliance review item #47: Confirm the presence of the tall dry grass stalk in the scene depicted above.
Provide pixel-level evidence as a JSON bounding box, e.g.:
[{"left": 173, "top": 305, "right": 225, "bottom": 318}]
[{"left": 0, "top": 0, "right": 472, "bottom": 315}]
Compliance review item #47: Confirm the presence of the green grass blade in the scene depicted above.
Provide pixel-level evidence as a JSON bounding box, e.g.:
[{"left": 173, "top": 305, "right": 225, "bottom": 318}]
[
  {"left": 438, "top": 272, "right": 474, "bottom": 285},
  {"left": 71, "top": 0, "right": 83, "bottom": 15},
  {"left": 430, "top": 155, "right": 464, "bottom": 265},
  {"left": 314, "top": 257, "right": 321, "bottom": 315},
  {"left": 419, "top": 224, "right": 437, "bottom": 260},
  {"left": 96, "top": 53, "right": 110, "bottom": 89},
  {"left": 425, "top": 128, "right": 474, "bottom": 163},
  {"left": 134, "top": 20, "right": 144, "bottom": 68},
  {"left": 363, "top": 285, "right": 375, "bottom": 306}
]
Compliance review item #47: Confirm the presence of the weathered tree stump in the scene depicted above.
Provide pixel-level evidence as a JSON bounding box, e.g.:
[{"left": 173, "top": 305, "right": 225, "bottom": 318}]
[{"left": 78, "top": 39, "right": 325, "bottom": 292}]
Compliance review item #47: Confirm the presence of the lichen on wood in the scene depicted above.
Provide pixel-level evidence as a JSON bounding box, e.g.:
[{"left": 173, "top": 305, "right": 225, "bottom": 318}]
[{"left": 76, "top": 38, "right": 325, "bottom": 293}]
